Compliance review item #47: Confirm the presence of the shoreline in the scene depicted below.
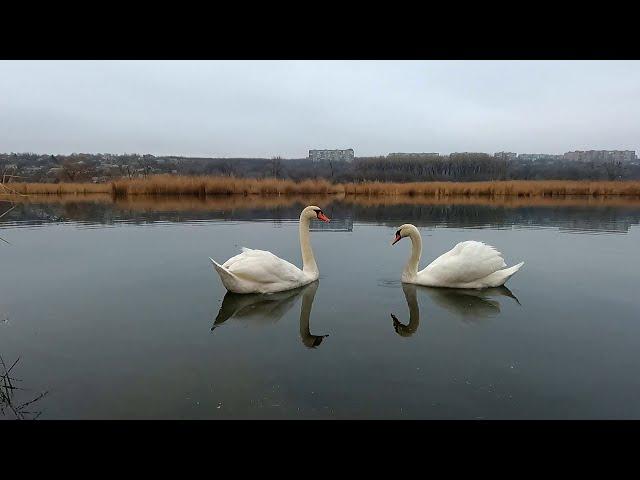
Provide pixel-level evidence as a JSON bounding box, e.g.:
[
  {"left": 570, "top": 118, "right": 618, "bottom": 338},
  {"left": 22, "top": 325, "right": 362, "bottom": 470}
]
[
  {"left": 3, "top": 176, "right": 640, "bottom": 198},
  {"left": 5, "top": 194, "right": 640, "bottom": 212}
]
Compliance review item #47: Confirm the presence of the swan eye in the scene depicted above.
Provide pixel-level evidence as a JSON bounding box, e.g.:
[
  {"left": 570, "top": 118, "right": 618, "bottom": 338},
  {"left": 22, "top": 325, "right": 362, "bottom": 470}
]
[{"left": 396, "top": 229, "right": 401, "bottom": 237}]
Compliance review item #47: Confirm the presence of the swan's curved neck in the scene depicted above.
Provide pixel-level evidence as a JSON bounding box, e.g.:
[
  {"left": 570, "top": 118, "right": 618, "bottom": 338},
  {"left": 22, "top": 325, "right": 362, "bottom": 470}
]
[
  {"left": 299, "top": 214, "right": 318, "bottom": 276},
  {"left": 403, "top": 228, "right": 422, "bottom": 281}
]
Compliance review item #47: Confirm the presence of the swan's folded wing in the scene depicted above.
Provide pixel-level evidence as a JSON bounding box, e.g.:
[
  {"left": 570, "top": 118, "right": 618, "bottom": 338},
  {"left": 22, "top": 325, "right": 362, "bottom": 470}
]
[
  {"left": 223, "top": 248, "right": 304, "bottom": 284},
  {"left": 423, "top": 241, "right": 507, "bottom": 284},
  {"left": 222, "top": 247, "right": 265, "bottom": 269}
]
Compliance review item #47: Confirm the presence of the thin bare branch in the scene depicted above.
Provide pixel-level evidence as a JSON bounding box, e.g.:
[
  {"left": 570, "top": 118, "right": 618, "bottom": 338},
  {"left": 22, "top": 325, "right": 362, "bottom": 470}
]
[{"left": 1, "top": 354, "right": 48, "bottom": 420}]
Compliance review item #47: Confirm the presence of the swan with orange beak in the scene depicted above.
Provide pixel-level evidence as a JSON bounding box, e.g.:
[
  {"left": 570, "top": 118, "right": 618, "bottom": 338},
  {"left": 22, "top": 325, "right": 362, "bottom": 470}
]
[{"left": 210, "top": 206, "right": 330, "bottom": 294}]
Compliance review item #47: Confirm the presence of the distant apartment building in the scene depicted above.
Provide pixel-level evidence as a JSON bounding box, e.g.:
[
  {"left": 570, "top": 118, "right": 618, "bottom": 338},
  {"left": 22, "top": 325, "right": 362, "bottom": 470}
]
[
  {"left": 518, "top": 153, "right": 564, "bottom": 162},
  {"left": 388, "top": 152, "right": 439, "bottom": 158},
  {"left": 309, "top": 149, "right": 354, "bottom": 163},
  {"left": 494, "top": 152, "right": 517, "bottom": 161},
  {"left": 563, "top": 150, "right": 637, "bottom": 163},
  {"left": 450, "top": 152, "right": 489, "bottom": 156}
]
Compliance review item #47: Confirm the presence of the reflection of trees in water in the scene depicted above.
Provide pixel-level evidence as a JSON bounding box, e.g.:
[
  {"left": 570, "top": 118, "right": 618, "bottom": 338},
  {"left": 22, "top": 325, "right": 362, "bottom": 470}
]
[
  {"left": 357, "top": 203, "right": 640, "bottom": 233},
  {"left": 212, "top": 281, "right": 328, "bottom": 348},
  {"left": 3, "top": 199, "right": 640, "bottom": 234},
  {"left": 0, "top": 201, "right": 108, "bottom": 226},
  {"left": 1, "top": 355, "right": 48, "bottom": 420},
  {"left": 390, "top": 284, "right": 521, "bottom": 337}
]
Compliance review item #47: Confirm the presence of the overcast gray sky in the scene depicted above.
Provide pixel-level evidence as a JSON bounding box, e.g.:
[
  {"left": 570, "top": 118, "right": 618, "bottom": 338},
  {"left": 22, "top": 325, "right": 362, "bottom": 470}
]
[{"left": 1, "top": 60, "right": 639, "bottom": 158}]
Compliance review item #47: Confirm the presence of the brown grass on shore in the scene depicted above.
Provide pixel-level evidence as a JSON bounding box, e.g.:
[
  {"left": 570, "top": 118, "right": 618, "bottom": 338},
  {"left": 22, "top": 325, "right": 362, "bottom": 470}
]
[
  {"left": 4, "top": 176, "right": 640, "bottom": 198},
  {"left": 111, "top": 175, "right": 341, "bottom": 197},
  {"left": 342, "top": 180, "right": 640, "bottom": 197},
  {"left": 6, "top": 182, "right": 109, "bottom": 195}
]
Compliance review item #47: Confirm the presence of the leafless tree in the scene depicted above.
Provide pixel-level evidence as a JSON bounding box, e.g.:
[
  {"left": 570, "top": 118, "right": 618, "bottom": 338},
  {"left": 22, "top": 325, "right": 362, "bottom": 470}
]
[
  {"left": 220, "top": 158, "right": 236, "bottom": 177},
  {"left": 113, "top": 155, "right": 139, "bottom": 179},
  {"left": 603, "top": 159, "right": 624, "bottom": 180},
  {"left": 271, "top": 156, "right": 283, "bottom": 178},
  {"left": 138, "top": 156, "right": 156, "bottom": 178},
  {"left": 60, "top": 158, "right": 95, "bottom": 182}
]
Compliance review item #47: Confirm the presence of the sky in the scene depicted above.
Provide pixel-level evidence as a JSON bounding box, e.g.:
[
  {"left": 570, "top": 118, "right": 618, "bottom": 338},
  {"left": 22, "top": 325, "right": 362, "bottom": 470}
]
[{"left": 1, "top": 60, "right": 640, "bottom": 158}]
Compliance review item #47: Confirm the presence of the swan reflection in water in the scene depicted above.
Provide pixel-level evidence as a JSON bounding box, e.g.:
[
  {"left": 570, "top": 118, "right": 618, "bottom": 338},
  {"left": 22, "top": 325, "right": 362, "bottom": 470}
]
[
  {"left": 391, "top": 283, "right": 521, "bottom": 337},
  {"left": 212, "top": 281, "right": 328, "bottom": 348}
]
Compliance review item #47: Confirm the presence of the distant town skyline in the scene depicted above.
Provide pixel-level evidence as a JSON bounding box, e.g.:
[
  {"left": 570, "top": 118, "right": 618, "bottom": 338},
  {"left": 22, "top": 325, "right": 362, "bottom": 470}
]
[
  {"left": 3, "top": 148, "right": 637, "bottom": 162},
  {"left": 2, "top": 60, "right": 640, "bottom": 157},
  {"left": 2, "top": 146, "right": 639, "bottom": 161}
]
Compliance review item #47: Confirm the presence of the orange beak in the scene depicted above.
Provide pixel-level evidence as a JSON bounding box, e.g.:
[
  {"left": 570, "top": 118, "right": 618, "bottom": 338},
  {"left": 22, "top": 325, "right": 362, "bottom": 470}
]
[
  {"left": 392, "top": 233, "right": 402, "bottom": 245},
  {"left": 317, "top": 212, "right": 330, "bottom": 222}
]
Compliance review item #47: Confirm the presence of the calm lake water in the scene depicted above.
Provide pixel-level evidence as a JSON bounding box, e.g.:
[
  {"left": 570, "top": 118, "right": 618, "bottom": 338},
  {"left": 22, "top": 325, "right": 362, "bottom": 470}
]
[{"left": 1, "top": 196, "right": 640, "bottom": 419}]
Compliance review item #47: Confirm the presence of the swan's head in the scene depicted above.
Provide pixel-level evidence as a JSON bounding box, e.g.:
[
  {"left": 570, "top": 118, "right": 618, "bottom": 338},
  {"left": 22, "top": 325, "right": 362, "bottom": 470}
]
[
  {"left": 302, "top": 205, "right": 330, "bottom": 222},
  {"left": 391, "top": 224, "right": 417, "bottom": 245}
]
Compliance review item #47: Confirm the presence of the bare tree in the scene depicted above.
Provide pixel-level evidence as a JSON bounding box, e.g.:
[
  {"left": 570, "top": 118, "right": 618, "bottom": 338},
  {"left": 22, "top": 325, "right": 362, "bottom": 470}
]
[
  {"left": 327, "top": 158, "right": 335, "bottom": 180},
  {"left": 271, "top": 156, "right": 283, "bottom": 178},
  {"left": 603, "top": 159, "right": 624, "bottom": 180},
  {"left": 60, "top": 158, "right": 95, "bottom": 182},
  {"left": 113, "top": 154, "right": 138, "bottom": 179},
  {"left": 220, "top": 158, "right": 236, "bottom": 177},
  {"left": 138, "top": 156, "right": 156, "bottom": 178}
]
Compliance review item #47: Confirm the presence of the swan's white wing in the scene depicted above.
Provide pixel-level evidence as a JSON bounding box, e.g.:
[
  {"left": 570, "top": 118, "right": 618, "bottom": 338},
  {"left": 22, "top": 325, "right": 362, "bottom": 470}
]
[
  {"left": 423, "top": 241, "right": 507, "bottom": 284},
  {"left": 223, "top": 247, "right": 305, "bottom": 285}
]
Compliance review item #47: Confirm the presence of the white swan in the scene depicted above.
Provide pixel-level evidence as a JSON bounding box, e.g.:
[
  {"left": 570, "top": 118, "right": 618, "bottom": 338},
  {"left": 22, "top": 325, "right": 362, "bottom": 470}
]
[
  {"left": 391, "top": 224, "right": 524, "bottom": 289},
  {"left": 210, "top": 206, "right": 330, "bottom": 294}
]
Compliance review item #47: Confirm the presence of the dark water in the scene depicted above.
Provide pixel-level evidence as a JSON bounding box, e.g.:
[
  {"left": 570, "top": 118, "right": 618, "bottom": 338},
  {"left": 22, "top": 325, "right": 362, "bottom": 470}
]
[{"left": 1, "top": 198, "right": 640, "bottom": 419}]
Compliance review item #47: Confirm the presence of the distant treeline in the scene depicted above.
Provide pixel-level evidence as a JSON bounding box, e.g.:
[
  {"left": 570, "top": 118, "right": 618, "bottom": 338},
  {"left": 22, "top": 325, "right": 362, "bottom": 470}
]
[{"left": 2, "top": 152, "right": 639, "bottom": 183}]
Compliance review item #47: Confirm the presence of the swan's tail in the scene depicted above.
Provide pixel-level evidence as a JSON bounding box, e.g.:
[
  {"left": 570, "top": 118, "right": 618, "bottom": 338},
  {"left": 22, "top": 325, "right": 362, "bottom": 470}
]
[
  {"left": 496, "top": 261, "right": 524, "bottom": 286},
  {"left": 209, "top": 257, "right": 239, "bottom": 291}
]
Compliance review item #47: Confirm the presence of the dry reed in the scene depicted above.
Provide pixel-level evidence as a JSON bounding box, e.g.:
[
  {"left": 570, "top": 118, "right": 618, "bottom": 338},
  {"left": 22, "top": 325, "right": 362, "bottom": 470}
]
[
  {"left": 110, "top": 175, "right": 342, "bottom": 197},
  {"left": 6, "top": 182, "right": 109, "bottom": 195},
  {"left": 3, "top": 176, "right": 640, "bottom": 198}
]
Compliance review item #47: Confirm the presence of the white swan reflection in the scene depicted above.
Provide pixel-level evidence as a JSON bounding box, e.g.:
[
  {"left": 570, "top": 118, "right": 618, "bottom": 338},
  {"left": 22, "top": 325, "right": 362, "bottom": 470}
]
[
  {"left": 212, "top": 281, "right": 328, "bottom": 348},
  {"left": 390, "top": 284, "right": 521, "bottom": 336}
]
